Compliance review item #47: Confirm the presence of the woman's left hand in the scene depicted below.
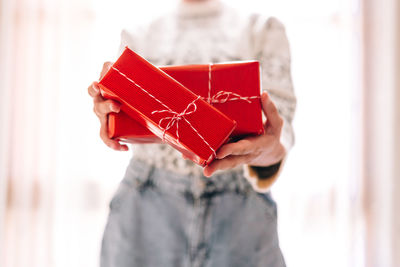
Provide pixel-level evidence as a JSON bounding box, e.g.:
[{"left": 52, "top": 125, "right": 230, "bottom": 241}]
[{"left": 203, "top": 91, "right": 286, "bottom": 177}]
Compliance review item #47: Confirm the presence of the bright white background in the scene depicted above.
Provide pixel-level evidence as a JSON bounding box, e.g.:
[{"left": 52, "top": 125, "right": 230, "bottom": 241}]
[{"left": 1, "top": 0, "right": 394, "bottom": 266}]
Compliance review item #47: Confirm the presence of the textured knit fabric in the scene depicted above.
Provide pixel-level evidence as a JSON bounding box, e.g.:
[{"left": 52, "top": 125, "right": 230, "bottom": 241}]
[{"left": 117, "top": 0, "right": 296, "bottom": 191}]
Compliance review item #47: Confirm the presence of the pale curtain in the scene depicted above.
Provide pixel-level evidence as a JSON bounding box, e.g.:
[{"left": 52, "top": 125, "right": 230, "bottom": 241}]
[
  {"left": 0, "top": 0, "right": 132, "bottom": 266},
  {"left": 362, "top": 0, "right": 400, "bottom": 265}
]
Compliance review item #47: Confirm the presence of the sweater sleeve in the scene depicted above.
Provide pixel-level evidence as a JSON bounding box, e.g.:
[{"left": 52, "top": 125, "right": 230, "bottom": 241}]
[{"left": 243, "top": 16, "right": 297, "bottom": 193}]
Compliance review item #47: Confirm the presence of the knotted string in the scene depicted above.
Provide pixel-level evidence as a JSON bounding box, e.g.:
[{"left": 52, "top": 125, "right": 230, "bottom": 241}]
[
  {"left": 206, "top": 90, "right": 260, "bottom": 104},
  {"left": 203, "top": 63, "right": 260, "bottom": 104},
  {"left": 151, "top": 96, "right": 199, "bottom": 141},
  {"left": 111, "top": 66, "right": 216, "bottom": 156}
]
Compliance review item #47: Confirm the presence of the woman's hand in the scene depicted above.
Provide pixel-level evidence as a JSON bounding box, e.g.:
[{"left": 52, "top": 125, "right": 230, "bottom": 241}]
[
  {"left": 87, "top": 62, "right": 128, "bottom": 151},
  {"left": 203, "top": 91, "right": 286, "bottom": 177}
]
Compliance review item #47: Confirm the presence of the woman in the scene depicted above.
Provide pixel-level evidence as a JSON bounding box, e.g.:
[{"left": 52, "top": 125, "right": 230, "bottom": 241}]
[{"left": 87, "top": 0, "right": 296, "bottom": 266}]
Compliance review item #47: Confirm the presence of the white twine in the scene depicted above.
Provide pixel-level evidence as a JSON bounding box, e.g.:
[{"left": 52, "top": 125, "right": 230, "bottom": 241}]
[{"left": 203, "top": 63, "right": 260, "bottom": 104}]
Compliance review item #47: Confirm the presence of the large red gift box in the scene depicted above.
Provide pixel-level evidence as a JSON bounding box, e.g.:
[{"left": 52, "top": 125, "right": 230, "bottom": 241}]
[
  {"left": 108, "top": 61, "right": 264, "bottom": 143},
  {"left": 99, "top": 47, "right": 236, "bottom": 166}
]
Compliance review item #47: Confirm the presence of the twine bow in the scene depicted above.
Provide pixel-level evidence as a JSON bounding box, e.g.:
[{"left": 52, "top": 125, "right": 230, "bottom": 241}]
[
  {"left": 203, "top": 63, "right": 260, "bottom": 104},
  {"left": 152, "top": 96, "right": 200, "bottom": 141}
]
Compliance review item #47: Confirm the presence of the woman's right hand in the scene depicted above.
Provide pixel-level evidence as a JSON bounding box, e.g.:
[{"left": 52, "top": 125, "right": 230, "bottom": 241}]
[{"left": 87, "top": 62, "right": 129, "bottom": 151}]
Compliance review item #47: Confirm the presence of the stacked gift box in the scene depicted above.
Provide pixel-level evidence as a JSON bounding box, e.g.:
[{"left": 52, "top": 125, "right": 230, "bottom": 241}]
[{"left": 99, "top": 47, "right": 263, "bottom": 166}]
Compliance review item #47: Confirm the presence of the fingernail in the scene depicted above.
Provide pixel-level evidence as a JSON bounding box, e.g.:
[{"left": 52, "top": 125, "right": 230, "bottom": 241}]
[
  {"left": 217, "top": 152, "right": 228, "bottom": 159},
  {"left": 262, "top": 92, "right": 268, "bottom": 100},
  {"left": 111, "top": 104, "right": 120, "bottom": 112},
  {"left": 204, "top": 169, "right": 212, "bottom": 177},
  {"left": 93, "top": 85, "right": 99, "bottom": 93}
]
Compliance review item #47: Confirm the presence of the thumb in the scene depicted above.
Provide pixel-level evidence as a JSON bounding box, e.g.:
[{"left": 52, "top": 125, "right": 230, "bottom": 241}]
[
  {"left": 261, "top": 91, "right": 283, "bottom": 133},
  {"left": 100, "top": 61, "right": 113, "bottom": 80}
]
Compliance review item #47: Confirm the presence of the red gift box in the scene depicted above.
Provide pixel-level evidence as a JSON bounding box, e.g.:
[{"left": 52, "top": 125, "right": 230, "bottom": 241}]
[
  {"left": 108, "top": 111, "right": 158, "bottom": 143},
  {"left": 99, "top": 47, "right": 236, "bottom": 166},
  {"left": 108, "top": 61, "right": 263, "bottom": 143}
]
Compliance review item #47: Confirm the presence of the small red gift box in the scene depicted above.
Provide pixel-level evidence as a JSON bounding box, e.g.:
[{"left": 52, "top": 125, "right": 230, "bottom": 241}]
[
  {"left": 99, "top": 47, "right": 237, "bottom": 166},
  {"left": 108, "top": 61, "right": 264, "bottom": 143}
]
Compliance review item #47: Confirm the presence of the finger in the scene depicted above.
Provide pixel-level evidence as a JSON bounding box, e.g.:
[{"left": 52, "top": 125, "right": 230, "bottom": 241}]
[
  {"left": 100, "top": 62, "right": 113, "bottom": 80},
  {"left": 88, "top": 82, "right": 100, "bottom": 98},
  {"left": 216, "top": 138, "right": 255, "bottom": 159},
  {"left": 261, "top": 91, "right": 284, "bottom": 134},
  {"left": 99, "top": 116, "right": 128, "bottom": 151},
  {"left": 203, "top": 154, "right": 253, "bottom": 177},
  {"left": 93, "top": 99, "right": 121, "bottom": 117}
]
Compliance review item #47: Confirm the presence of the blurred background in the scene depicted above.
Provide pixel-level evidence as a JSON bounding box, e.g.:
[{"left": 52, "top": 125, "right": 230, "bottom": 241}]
[{"left": 0, "top": 0, "right": 399, "bottom": 266}]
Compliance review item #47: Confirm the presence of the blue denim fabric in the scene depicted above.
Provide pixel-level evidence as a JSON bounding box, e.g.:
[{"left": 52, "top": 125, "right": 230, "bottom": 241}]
[{"left": 100, "top": 158, "right": 286, "bottom": 267}]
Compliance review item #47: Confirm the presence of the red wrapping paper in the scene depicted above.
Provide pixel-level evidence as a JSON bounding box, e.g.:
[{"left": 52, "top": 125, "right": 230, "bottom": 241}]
[
  {"left": 109, "top": 61, "right": 263, "bottom": 143},
  {"left": 99, "top": 47, "right": 236, "bottom": 166}
]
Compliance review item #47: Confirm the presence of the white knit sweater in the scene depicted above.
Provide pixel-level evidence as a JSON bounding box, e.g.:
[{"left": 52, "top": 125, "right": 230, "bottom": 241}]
[{"left": 118, "top": 0, "right": 296, "bottom": 192}]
